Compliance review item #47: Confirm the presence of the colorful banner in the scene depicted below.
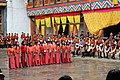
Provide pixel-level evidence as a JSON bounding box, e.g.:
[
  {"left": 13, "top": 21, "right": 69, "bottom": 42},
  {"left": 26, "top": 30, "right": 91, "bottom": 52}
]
[
  {"left": 36, "top": 19, "right": 40, "bottom": 29},
  {"left": 45, "top": 17, "right": 51, "bottom": 28}
]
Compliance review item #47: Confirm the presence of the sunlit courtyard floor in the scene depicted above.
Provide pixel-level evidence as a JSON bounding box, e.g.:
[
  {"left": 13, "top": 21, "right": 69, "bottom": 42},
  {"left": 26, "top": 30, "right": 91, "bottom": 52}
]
[{"left": 0, "top": 49, "right": 120, "bottom": 80}]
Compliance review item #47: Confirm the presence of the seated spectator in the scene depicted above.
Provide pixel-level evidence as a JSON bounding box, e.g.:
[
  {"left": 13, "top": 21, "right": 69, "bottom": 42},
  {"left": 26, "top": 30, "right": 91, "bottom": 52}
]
[
  {"left": 106, "top": 69, "right": 120, "bottom": 80},
  {"left": 58, "top": 75, "right": 72, "bottom": 80}
]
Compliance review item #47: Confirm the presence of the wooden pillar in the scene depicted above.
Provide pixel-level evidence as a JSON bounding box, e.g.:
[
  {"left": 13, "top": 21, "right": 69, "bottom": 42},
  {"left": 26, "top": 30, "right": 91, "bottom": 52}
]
[{"left": 30, "top": 17, "right": 35, "bottom": 36}]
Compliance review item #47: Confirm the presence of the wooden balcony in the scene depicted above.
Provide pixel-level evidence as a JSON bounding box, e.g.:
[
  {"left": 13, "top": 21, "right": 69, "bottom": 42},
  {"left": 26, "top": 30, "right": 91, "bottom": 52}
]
[{"left": 27, "top": 0, "right": 100, "bottom": 9}]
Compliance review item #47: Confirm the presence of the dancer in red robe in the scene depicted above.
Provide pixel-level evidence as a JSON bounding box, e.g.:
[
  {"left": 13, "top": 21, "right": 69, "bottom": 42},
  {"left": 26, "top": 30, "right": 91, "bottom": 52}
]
[
  {"left": 43, "top": 42, "right": 49, "bottom": 65},
  {"left": 14, "top": 45, "right": 20, "bottom": 68},
  {"left": 20, "top": 41, "right": 27, "bottom": 68},
  {"left": 33, "top": 42, "right": 40, "bottom": 66},
  {"left": 27, "top": 44, "right": 33, "bottom": 67},
  {"left": 49, "top": 42, "right": 54, "bottom": 64},
  {"left": 8, "top": 45, "right": 16, "bottom": 69},
  {"left": 39, "top": 43, "right": 44, "bottom": 65},
  {"left": 66, "top": 43, "right": 72, "bottom": 63}
]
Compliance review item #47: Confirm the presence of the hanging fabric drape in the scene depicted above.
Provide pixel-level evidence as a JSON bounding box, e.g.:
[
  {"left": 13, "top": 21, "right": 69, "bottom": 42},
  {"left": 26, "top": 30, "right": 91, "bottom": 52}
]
[
  {"left": 61, "top": 17, "right": 66, "bottom": 32},
  {"left": 111, "top": 0, "right": 118, "bottom": 4},
  {"left": 76, "top": 24, "right": 80, "bottom": 31},
  {"left": 41, "top": 19, "right": 45, "bottom": 24},
  {"left": 41, "top": 26, "right": 45, "bottom": 36},
  {"left": 74, "top": 15, "right": 80, "bottom": 31},
  {"left": 45, "top": 17, "right": 51, "bottom": 28},
  {"left": 67, "top": 16, "right": 74, "bottom": 23},
  {"left": 83, "top": 10, "right": 120, "bottom": 36},
  {"left": 70, "top": 25, "right": 74, "bottom": 33},
  {"left": 55, "top": 17, "right": 60, "bottom": 24},
  {"left": 36, "top": 19, "right": 40, "bottom": 29}
]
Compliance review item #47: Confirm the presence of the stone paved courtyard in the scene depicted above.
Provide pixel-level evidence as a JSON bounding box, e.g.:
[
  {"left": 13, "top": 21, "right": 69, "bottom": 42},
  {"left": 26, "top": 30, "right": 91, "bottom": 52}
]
[{"left": 0, "top": 49, "right": 120, "bottom": 80}]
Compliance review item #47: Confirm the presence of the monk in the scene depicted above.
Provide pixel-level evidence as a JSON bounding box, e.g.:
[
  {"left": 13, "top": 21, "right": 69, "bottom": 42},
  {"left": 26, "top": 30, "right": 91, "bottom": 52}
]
[
  {"left": 90, "top": 38, "right": 96, "bottom": 57},
  {"left": 14, "top": 45, "right": 20, "bottom": 68},
  {"left": 8, "top": 45, "right": 16, "bottom": 69}
]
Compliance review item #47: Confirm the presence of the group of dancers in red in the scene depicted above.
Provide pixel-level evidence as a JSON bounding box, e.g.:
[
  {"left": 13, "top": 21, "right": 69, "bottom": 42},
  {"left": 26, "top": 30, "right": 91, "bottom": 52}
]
[{"left": 7, "top": 40, "right": 72, "bottom": 69}]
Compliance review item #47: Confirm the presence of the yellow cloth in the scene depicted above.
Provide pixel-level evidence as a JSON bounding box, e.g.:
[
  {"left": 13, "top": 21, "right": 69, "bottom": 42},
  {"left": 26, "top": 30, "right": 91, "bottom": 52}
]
[
  {"left": 62, "top": 25, "right": 66, "bottom": 32},
  {"left": 57, "top": 25, "right": 60, "bottom": 31},
  {"left": 74, "top": 15, "right": 80, "bottom": 23},
  {"left": 67, "top": 16, "right": 74, "bottom": 23},
  {"left": 41, "top": 26, "right": 45, "bottom": 36},
  {"left": 41, "top": 19, "right": 45, "bottom": 24},
  {"left": 45, "top": 17, "right": 51, "bottom": 28},
  {"left": 36, "top": 19, "right": 40, "bottom": 29},
  {"left": 84, "top": 10, "right": 120, "bottom": 36},
  {"left": 61, "top": 17, "right": 66, "bottom": 32},
  {"left": 70, "top": 25, "right": 74, "bottom": 33},
  {"left": 111, "top": 0, "right": 118, "bottom": 4},
  {"left": 55, "top": 17, "right": 60, "bottom": 24},
  {"left": 76, "top": 24, "right": 80, "bottom": 31}
]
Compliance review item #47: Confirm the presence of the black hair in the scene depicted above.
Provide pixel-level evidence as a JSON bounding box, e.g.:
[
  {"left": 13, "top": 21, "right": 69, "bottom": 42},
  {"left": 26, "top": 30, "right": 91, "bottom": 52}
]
[
  {"left": 58, "top": 75, "right": 72, "bottom": 80},
  {"left": 106, "top": 69, "right": 120, "bottom": 80}
]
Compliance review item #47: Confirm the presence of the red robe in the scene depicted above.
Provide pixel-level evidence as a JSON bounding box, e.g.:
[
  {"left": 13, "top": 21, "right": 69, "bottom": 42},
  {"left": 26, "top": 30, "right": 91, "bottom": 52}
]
[
  {"left": 66, "top": 45, "right": 72, "bottom": 63},
  {"left": 44, "top": 44, "right": 49, "bottom": 64},
  {"left": 55, "top": 46, "right": 61, "bottom": 64},
  {"left": 33, "top": 45, "right": 40, "bottom": 66},
  {"left": 27, "top": 46, "right": 33, "bottom": 67},
  {"left": 14, "top": 48, "right": 20, "bottom": 68},
  {"left": 8, "top": 48, "right": 16, "bottom": 69},
  {"left": 39, "top": 44, "right": 44, "bottom": 65},
  {"left": 49, "top": 44, "right": 54, "bottom": 64},
  {"left": 20, "top": 45, "right": 27, "bottom": 67}
]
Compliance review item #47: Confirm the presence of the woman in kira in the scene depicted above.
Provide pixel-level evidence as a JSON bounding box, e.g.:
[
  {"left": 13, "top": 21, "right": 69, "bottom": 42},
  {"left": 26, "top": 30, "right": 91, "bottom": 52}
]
[
  {"left": 55, "top": 43, "right": 61, "bottom": 64},
  {"left": 49, "top": 41, "right": 54, "bottom": 64},
  {"left": 33, "top": 42, "right": 40, "bottom": 66},
  {"left": 43, "top": 42, "right": 49, "bottom": 65},
  {"left": 61, "top": 41, "right": 66, "bottom": 63},
  {"left": 65, "top": 42, "right": 72, "bottom": 63},
  {"left": 27, "top": 44, "right": 33, "bottom": 67},
  {"left": 39, "top": 43, "right": 44, "bottom": 65},
  {"left": 14, "top": 45, "right": 21, "bottom": 68},
  {"left": 8, "top": 44, "right": 16, "bottom": 69}
]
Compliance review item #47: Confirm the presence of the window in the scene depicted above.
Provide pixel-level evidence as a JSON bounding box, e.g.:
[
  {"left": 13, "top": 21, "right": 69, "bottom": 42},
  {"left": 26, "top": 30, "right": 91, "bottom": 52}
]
[
  {"left": 56, "top": 0, "right": 62, "bottom": 3},
  {"left": 34, "top": 0, "right": 43, "bottom": 7},
  {"left": 28, "top": 0, "right": 33, "bottom": 7}
]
